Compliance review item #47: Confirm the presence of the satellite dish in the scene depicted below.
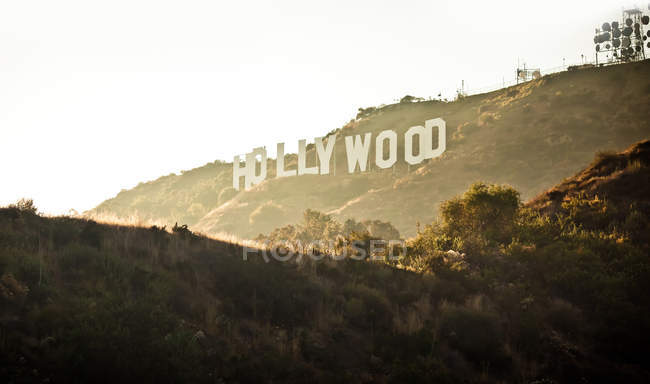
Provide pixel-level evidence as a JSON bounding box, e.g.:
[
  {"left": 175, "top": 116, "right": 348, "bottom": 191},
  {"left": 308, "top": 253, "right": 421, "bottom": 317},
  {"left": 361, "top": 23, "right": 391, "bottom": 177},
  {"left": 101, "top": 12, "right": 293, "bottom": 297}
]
[
  {"left": 623, "top": 26, "right": 634, "bottom": 36},
  {"left": 606, "top": 43, "right": 611, "bottom": 49},
  {"left": 622, "top": 36, "right": 631, "bottom": 47},
  {"left": 613, "top": 28, "right": 622, "bottom": 38},
  {"left": 626, "top": 18, "right": 634, "bottom": 26},
  {"left": 602, "top": 22, "right": 612, "bottom": 32},
  {"left": 613, "top": 38, "right": 621, "bottom": 47},
  {"left": 596, "top": 32, "right": 611, "bottom": 43},
  {"left": 643, "top": 15, "right": 650, "bottom": 25}
]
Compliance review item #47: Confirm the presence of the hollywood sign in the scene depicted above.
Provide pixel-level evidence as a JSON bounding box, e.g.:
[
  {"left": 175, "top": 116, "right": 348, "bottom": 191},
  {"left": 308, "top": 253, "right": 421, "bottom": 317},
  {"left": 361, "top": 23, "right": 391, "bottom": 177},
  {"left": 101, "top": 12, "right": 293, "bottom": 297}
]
[{"left": 233, "top": 117, "right": 446, "bottom": 191}]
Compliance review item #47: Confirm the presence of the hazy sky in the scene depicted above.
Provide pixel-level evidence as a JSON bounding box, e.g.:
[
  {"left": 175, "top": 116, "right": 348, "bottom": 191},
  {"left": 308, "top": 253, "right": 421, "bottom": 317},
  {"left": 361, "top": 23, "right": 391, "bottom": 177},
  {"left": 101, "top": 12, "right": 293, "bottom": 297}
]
[{"left": 0, "top": 0, "right": 639, "bottom": 214}]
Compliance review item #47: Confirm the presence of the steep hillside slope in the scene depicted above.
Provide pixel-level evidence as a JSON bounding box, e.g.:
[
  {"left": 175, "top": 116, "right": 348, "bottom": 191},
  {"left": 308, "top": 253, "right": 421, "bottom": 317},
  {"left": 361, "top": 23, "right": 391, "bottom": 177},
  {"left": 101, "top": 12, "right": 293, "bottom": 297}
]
[
  {"left": 91, "top": 60, "right": 650, "bottom": 239},
  {"left": 528, "top": 139, "right": 650, "bottom": 215},
  {"left": 92, "top": 160, "right": 236, "bottom": 225}
]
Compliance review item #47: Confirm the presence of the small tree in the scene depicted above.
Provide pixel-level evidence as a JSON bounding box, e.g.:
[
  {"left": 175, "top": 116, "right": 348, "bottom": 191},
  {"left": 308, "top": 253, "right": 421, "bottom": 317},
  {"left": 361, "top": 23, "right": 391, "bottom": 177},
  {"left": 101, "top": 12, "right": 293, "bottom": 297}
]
[
  {"left": 342, "top": 218, "right": 368, "bottom": 237},
  {"left": 440, "top": 182, "right": 520, "bottom": 245},
  {"left": 298, "top": 209, "right": 341, "bottom": 242},
  {"left": 400, "top": 95, "right": 417, "bottom": 103},
  {"left": 10, "top": 198, "right": 37, "bottom": 214},
  {"left": 363, "top": 219, "right": 400, "bottom": 240}
]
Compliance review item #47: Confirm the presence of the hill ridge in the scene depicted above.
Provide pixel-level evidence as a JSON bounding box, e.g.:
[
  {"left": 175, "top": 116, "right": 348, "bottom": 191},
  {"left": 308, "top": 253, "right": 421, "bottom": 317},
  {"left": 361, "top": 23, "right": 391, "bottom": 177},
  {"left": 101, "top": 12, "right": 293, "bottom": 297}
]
[{"left": 90, "top": 60, "right": 650, "bottom": 239}]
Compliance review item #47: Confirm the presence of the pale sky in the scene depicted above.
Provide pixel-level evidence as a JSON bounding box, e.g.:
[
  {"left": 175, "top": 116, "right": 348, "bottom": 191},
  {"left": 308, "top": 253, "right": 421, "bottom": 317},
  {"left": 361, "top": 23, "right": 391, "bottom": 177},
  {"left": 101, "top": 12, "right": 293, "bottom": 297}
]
[{"left": 0, "top": 0, "right": 638, "bottom": 214}]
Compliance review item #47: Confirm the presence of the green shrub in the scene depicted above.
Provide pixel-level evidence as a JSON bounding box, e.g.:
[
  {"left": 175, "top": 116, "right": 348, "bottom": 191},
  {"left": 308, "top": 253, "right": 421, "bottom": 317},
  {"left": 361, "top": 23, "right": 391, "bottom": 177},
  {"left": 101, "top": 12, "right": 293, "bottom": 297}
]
[{"left": 439, "top": 307, "right": 508, "bottom": 367}]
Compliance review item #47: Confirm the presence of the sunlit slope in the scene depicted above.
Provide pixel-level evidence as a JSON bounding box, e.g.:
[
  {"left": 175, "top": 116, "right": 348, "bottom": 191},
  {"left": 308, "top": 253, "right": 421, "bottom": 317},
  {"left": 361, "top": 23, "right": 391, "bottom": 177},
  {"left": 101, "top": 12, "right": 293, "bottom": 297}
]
[
  {"left": 91, "top": 160, "right": 236, "bottom": 226},
  {"left": 93, "top": 60, "right": 650, "bottom": 238},
  {"left": 528, "top": 139, "right": 650, "bottom": 217}
]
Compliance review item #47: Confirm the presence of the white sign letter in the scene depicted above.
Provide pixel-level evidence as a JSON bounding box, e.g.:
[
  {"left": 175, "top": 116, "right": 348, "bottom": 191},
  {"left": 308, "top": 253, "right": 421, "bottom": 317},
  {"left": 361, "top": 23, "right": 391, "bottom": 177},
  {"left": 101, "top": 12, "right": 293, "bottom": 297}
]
[
  {"left": 232, "top": 155, "right": 248, "bottom": 191},
  {"left": 298, "top": 139, "right": 318, "bottom": 175},
  {"left": 344, "top": 133, "right": 372, "bottom": 173},
  {"left": 246, "top": 147, "right": 267, "bottom": 189},
  {"left": 276, "top": 142, "right": 296, "bottom": 178},
  {"left": 404, "top": 125, "right": 426, "bottom": 165},
  {"left": 375, "top": 130, "right": 397, "bottom": 169},
  {"left": 423, "top": 118, "right": 446, "bottom": 159},
  {"left": 315, "top": 134, "right": 337, "bottom": 175}
]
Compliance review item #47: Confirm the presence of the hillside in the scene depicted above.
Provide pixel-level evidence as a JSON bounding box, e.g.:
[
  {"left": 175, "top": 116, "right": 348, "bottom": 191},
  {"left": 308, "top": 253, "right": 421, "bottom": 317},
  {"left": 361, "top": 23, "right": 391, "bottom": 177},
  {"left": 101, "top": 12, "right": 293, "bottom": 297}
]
[
  {"left": 3, "top": 141, "right": 650, "bottom": 382},
  {"left": 90, "top": 60, "right": 650, "bottom": 239},
  {"left": 528, "top": 139, "right": 650, "bottom": 216},
  {"left": 90, "top": 160, "right": 235, "bottom": 225}
]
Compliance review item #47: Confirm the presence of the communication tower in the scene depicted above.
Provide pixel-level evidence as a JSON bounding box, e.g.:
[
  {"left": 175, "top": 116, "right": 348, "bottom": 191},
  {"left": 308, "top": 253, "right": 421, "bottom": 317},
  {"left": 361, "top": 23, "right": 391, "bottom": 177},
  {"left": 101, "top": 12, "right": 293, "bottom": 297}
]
[{"left": 594, "top": 7, "right": 649, "bottom": 64}]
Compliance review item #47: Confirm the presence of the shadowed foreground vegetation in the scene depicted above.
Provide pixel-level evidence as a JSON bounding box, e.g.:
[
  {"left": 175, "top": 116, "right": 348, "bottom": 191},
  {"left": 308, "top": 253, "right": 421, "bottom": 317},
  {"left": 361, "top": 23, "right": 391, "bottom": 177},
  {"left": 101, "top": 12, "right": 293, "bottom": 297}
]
[{"left": 2, "top": 140, "right": 650, "bottom": 383}]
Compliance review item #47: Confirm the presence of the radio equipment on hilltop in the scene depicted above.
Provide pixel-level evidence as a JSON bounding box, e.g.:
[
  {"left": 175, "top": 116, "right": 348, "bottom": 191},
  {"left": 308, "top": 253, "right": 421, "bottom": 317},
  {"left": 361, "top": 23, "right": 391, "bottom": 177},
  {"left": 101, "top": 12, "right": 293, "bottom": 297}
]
[
  {"left": 594, "top": 7, "right": 649, "bottom": 64},
  {"left": 515, "top": 62, "right": 541, "bottom": 84}
]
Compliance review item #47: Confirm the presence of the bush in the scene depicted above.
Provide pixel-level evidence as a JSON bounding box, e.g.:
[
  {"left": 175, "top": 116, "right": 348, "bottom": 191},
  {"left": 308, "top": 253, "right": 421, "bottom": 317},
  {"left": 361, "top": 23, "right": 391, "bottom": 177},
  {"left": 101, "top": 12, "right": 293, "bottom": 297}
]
[
  {"left": 9, "top": 198, "right": 37, "bottom": 214},
  {"left": 57, "top": 244, "right": 102, "bottom": 277},
  {"left": 440, "top": 182, "right": 520, "bottom": 245},
  {"left": 439, "top": 307, "right": 508, "bottom": 367}
]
